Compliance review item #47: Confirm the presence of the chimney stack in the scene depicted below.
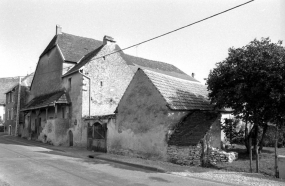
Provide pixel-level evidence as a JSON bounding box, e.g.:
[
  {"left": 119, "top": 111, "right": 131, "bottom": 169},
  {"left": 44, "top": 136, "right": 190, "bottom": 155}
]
[
  {"left": 103, "top": 35, "right": 115, "bottom": 45},
  {"left": 191, "top": 73, "right": 195, "bottom": 78},
  {"left": 56, "top": 25, "right": 62, "bottom": 35}
]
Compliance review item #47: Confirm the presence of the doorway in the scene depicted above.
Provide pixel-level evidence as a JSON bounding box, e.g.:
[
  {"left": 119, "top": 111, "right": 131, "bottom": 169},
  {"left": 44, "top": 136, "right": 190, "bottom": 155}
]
[
  {"left": 8, "top": 125, "right": 11, "bottom": 135},
  {"left": 88, "top": 122, "right": 107, "bottom": 152},
  {"left": 69, "top": 130, "right": 73, "bottom": 146}
]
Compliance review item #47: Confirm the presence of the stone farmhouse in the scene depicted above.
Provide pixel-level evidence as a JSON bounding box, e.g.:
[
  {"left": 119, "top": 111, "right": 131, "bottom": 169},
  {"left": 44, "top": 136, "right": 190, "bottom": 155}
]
[{"left": 19, "top": 25, "right": 222, "bottom": 165}]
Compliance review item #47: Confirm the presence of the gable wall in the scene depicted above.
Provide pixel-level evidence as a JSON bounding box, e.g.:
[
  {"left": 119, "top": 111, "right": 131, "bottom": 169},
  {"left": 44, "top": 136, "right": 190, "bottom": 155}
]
[
  {"left": 113, "top": 70, "right": 188, "bottom": 160},
  {"left": 30, "top": 47, "right": 63, "bottom": 99},
  {"left": 82, "top": 43, "right": 134, "bottom": 116}
]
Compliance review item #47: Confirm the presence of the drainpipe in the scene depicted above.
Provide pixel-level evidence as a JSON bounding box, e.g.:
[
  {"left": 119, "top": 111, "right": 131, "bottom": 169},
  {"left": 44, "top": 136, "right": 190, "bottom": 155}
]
[
  {"left": 79, "top": 70, "right": 91, "bottom": 119},
  {"left": 15, "top": 76, "right": 21, "bottom": 136},
  {"left": 79, "top": 70, "right": 91, "bottom": 149}
]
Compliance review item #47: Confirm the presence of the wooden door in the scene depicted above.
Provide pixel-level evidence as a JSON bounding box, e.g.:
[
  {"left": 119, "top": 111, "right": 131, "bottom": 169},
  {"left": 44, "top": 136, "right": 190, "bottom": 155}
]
[
  {"left": 69, "top": 130, "right": 73, "bottom": 146},
  {"left": 91, "top": 123, "right": 107, "bottom": 152}
]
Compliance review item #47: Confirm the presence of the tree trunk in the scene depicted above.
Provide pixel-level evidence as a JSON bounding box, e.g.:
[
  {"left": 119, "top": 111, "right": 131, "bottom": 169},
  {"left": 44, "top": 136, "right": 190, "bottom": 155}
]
[
  {"left": 249, "top": 137, "right": 253, "bottom": 173},
  {"left": 255, "top": 124, "right": 259, "bottom": 173},
  {"left": 258, "top": 123, "right": 268, "bottom": 153},
  {"left": 275, "top": 125, "right": 279, "bottom": 178},
  {"left": 245, "top": 119, "right": 249, "bottom": 153}
]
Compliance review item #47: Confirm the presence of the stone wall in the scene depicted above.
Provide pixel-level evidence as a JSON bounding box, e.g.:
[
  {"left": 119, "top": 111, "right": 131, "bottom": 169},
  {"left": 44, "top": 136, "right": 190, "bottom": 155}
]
[
  {"left": 167, "top": 143, "right": 238, "bottom": 166},
  {"left": 82, "top": 43, "right": 134, "bottom": 116},
  {"left": 167, "top": 145, "right": 202, "bottom": 166}
]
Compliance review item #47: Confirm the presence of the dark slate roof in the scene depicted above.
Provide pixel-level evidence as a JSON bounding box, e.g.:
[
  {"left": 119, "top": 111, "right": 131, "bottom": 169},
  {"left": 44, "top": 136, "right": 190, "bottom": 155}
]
[
  {"left": 40, "top": 33, "right": 103, "bottom": 63},
  {"left": 122, "top": 54, "right": 197, "bottom": 82},
  {"left": 63, "top": 45, "right": 104, "bottom": 77},
  {"left": 142, "top": 69, "right": 213, "bottom": 111},
  {"left": 5, "top": 73, "right": 35, "bottom": 94},
  {"left": 168, "top": 111, "right": 218, "bottom": 146},
  {"left": 22, "top": 91, "right": 69, "bottom": 111},
  {"left": 64, "top": 43, "right": 198, "bottom": 82},
  {"left": 0, "top": 77, "right": 19, "bottom": 105}
]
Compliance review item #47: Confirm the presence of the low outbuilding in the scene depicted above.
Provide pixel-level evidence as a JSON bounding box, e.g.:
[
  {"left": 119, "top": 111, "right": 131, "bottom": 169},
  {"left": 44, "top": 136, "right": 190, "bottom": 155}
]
[{"left": 112, "top": 68, "right": 222, "bottom": 165}]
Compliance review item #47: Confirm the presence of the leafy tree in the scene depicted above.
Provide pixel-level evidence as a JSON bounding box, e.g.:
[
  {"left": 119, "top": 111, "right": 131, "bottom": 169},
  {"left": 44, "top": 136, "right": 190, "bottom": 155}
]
[
  {"left": 207, "top": 38, "right": 285, "bottom": 173},
  {"left": 222, "top": 118, "right": 244, "bottom": 144}
]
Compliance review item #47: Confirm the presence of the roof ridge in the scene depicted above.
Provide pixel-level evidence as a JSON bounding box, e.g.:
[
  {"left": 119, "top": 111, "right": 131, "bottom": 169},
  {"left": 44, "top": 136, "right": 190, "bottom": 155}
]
[
  {"left": 61, "top": 32, "right": 102, "bottom": 42},
  {"left": 124, "top": 53, "right": 182, "bottom": 69},
  {"left": 142, "top": 68, "right": 203, "bottom": 85}
]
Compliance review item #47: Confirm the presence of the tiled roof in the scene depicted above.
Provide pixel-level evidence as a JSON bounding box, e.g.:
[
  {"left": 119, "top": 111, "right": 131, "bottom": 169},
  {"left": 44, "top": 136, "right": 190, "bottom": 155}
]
[
  {"left": 142, "top": 69, "right": 213, "bottom": 111},
  {"left": 122, "top": 54, "right": 197, "bottom": 82},
  {"left": 0, "top": 77, "right": 19, "bottom": 105},
  {"left": 63, "top": 45, "right": 104, "bottom": 77},
  {"left": 40, "top": 33, "right": 102, "bottom": 63},
  {"left": 22, "top": 91, "right": 69, "bottom": 111},
  {"left": 64, "top": 43, "right": 197, "bottom": 82},
  {"left": 168, "top": 111, "right": 218, "bottom": 146}
]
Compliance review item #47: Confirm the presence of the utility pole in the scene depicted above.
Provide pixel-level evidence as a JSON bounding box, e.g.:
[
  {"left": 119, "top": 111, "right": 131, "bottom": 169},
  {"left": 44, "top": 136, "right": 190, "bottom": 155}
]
[{"left": 15, "top": 76, "right": 21, "bottom": 136}]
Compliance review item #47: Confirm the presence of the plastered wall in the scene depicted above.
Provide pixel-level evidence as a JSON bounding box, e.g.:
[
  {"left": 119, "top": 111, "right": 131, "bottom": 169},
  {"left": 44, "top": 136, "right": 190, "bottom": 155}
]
[
  {"left": 62, "top": 72, "right": 86, "bottom": 146},
  {"left": 114, "top": 70, "right": 188, "bottom": 160}
]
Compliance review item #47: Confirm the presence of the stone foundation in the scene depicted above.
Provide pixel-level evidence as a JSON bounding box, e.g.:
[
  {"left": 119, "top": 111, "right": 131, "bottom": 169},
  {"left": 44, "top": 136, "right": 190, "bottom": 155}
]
[
  {"left": 167, "top": 145, "right": 238, "bottom": 166},
  {"left": 167, "top": 145, "right": 202, "bottom": 166}
]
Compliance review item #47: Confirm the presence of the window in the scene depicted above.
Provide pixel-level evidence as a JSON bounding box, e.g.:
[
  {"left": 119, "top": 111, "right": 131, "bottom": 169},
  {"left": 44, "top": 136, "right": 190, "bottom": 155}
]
[
  {"left": 10, "top": 109, "right": 13, "bottom": 120},
  {"left": 68, "top": 78, "right": 72, "bottom": 90},
  {"left": 9, "top": 92, "right": 12, "bottom": 103},
  {"left": 100, "top": 81, "right": 103, "bottom": 87},
  {"left": 7, "top": 109, "right": 9, "bottom": 120},
  {"left": 11, "top": 92, "right": 13, "bottom": 102}
]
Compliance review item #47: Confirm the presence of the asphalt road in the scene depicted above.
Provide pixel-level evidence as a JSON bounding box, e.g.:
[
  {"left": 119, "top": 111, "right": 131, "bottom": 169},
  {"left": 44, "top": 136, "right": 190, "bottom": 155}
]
[{"left": 0, "top": 133, "right": 229, "bottom": 186}]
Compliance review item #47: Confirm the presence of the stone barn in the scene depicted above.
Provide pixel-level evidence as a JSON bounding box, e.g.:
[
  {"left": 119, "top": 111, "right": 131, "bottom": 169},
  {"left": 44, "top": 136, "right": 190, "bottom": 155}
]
[{"left": 112, "top": 68, "right": 221, "bottom": 165}]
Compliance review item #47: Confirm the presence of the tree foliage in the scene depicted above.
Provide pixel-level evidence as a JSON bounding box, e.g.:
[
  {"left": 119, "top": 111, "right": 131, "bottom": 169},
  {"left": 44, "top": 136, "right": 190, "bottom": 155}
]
[
  {"left": 207, "top": 38, "right": 285, "bottom": 151},
  {"left": 222, "top": 118, "right": 244, "bottom": 144}
]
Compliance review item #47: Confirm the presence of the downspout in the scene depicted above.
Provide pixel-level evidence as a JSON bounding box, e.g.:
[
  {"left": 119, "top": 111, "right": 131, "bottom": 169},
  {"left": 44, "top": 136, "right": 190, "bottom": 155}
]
[
  {"left": 15, "top": 77, "right": 21, "bottom": 136},
  {"left": 79, "top": 70, "right": 91, "bottom": 149},
  {"left": 79, "top": 70, "right": 91, "bottom": 118}
]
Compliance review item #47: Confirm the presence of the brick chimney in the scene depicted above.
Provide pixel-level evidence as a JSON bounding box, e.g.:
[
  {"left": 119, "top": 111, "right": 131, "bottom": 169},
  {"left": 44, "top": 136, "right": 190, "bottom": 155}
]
[
  {"left": 56, "top": 25, "right": 62, "bottom": 35},
  {"left": 192, "top": 73, "right": 195, "bottom": 78},
  {"left": 103, "top": 35, "right": 115, "bottom": 45}
]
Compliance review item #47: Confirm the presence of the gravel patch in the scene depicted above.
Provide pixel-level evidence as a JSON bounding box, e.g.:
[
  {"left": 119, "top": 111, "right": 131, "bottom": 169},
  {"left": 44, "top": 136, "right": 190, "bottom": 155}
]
[{"left": 171, "top": 171, "right": 285, "bottom": 186}]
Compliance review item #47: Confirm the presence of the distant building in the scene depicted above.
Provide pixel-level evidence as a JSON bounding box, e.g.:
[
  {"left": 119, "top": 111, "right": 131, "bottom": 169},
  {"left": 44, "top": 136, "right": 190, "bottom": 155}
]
[
  {"left": 4, "top": 73, "right": 34, "bottom": 135},
  {"left": 0, "top": 77, "right": 19, "bottom": 132}
]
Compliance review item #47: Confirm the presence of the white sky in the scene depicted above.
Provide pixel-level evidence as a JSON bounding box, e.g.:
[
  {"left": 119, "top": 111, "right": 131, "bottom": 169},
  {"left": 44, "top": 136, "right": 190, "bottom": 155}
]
[{"left": 0, "top": 0, "right": 284, "bottom": 84}]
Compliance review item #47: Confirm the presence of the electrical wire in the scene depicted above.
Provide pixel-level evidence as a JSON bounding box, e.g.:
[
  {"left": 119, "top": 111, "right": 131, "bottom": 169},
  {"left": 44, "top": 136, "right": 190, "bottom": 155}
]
[{"left": 31, "top": 0, "right": 254, "bottom": 76}]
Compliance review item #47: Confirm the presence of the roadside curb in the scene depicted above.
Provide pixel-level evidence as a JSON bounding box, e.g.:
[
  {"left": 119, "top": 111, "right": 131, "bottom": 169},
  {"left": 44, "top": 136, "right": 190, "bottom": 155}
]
[{"left": 88, "top": 155, "right": 166, "bottom": 173}]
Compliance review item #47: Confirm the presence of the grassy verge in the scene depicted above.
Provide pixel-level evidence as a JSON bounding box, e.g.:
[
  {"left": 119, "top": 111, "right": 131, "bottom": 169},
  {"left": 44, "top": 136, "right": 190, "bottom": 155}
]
[{"left": 211, "top": 144, "right": 284, "bottom": 176}]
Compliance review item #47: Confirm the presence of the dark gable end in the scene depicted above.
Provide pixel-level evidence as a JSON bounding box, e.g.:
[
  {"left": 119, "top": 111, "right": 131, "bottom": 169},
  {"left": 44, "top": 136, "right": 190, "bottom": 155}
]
[{"left": 168, "top": 111, "right": 219, "bottom": 146}]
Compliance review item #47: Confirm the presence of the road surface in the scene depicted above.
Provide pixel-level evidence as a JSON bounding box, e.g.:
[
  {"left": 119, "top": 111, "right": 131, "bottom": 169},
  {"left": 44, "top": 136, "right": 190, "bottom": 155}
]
[{"left": 0, "top": 133, "right": 230, "bottom": 186}]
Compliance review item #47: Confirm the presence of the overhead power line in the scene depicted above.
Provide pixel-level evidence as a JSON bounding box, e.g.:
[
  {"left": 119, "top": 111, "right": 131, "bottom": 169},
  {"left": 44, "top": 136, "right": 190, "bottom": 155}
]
[
  {"left": 98, "top": 0, "right": 254, "bottom": 58},
  {"left": 34, "top": 0, "right": 254, "bottom": 76}
]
